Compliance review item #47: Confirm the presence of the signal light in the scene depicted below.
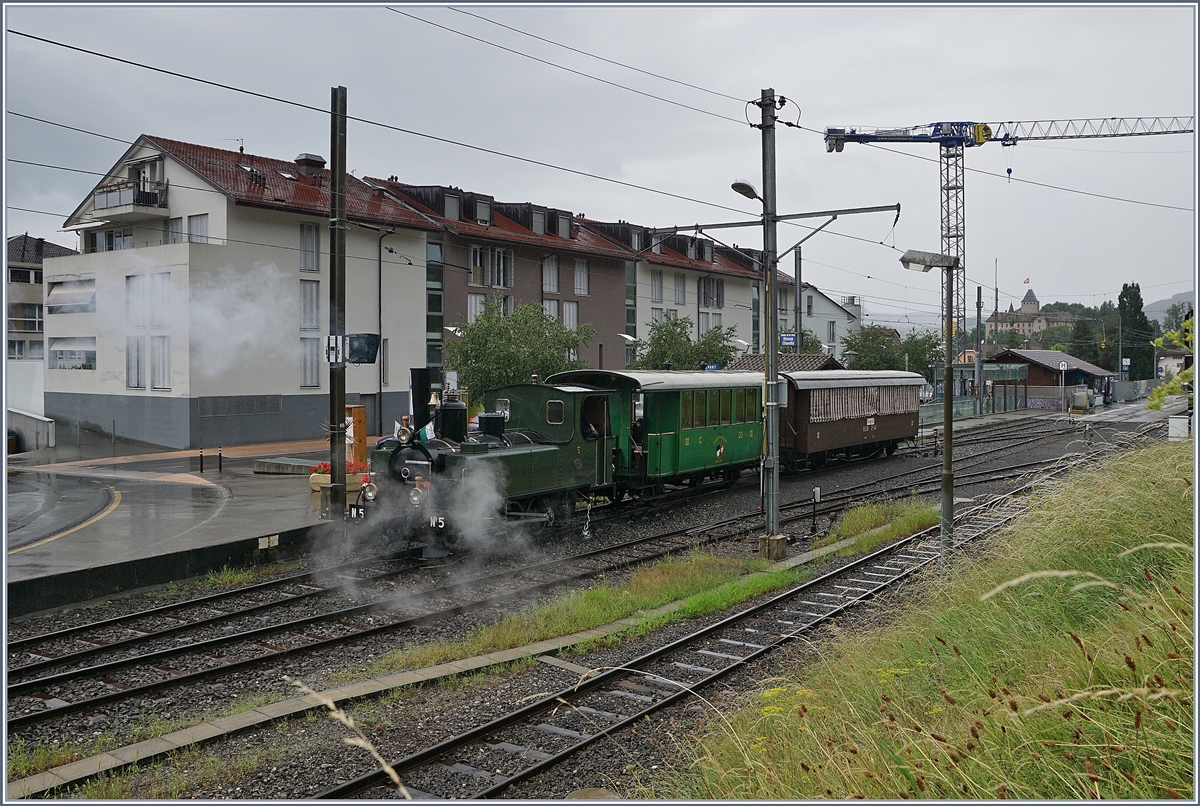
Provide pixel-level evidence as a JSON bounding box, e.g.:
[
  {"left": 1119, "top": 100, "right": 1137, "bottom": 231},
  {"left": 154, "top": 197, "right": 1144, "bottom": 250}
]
[{"left": 1101, "top": 341, "right": 1107, "bottom": 349}]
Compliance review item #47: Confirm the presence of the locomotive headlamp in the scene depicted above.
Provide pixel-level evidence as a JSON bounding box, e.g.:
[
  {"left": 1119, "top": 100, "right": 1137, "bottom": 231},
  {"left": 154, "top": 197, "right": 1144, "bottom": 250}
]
[
  {"left": 362, "top": 483, "right": 378, "bottom": 502},
  {"left": 409, "top": 486, "right": 424, "bottom": 505}
]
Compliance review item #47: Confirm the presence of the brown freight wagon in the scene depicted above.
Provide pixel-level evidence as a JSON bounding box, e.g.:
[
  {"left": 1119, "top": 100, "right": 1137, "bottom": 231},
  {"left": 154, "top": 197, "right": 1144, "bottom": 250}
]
[{"left": 779, "top": 370, "right": 925, "bottom": 469}]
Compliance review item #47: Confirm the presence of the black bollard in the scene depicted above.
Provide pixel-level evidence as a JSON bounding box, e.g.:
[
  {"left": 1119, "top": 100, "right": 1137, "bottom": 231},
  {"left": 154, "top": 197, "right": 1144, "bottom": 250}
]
[
  {"left": 218, "top": 446, "right": 223, "bottom": 472},
  {"left": 199, "top": 448, "right": 204, "bottom": 473}
]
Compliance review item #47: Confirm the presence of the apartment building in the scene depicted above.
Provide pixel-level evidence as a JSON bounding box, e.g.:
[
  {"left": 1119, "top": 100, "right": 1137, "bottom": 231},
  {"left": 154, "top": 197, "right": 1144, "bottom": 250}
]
[
  {"left": 47, "top": 136, "right": 435, "bottom": 448},
  {"left": 7, "top": 234, "right": 77, "bottom": 415}
]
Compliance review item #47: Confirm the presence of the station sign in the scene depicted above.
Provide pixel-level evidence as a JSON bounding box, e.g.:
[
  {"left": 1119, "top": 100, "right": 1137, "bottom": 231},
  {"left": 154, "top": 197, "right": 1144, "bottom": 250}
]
[
  {"left": 704, "top": 363, "right": 720, "bottom": 371},
  {"left": 780, "top": 332, "right": 797, "bottom": 347},
  {"left": 1121, "top": 357, "right": 1131, "bottom": 369}
]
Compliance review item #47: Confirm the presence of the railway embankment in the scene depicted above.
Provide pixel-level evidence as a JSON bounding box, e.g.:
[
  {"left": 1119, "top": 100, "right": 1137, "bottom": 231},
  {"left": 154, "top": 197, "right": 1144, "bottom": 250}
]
[{"left": 655, "top": 439, "right": 1194, "bottom": 800}]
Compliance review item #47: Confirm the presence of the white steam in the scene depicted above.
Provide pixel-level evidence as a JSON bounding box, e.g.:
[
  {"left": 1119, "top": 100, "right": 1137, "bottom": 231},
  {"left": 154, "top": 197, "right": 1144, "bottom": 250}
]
[{"left": 189, "top": 261, "right": 295, "bottom": 379}]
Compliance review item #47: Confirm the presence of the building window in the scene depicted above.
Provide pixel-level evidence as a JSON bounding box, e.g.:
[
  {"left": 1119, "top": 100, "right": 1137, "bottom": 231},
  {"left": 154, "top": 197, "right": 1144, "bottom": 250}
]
[
  {"left": 650, "top": 269, "right": 663, "bottom": 303},
  {"left": 470, "top": 246, "right": 487, "bottom": 285},
  {"left": 149, "top": 272, "right": 170, "bottom": 327},
  {"left": 711, "top": 313, "right": 722, "bottom": 331},
  {"left": 574, "top": 259, "right": 589, "bottom": 296},
  {"left": 828, "top": 320, "right": 837, "bottom": 343},
  {"left": 503, "top": 295, "right": 515, "bottom": 316},
  {"left": 532, "top": 209, "right": 545, "bottom": 235},
  {"left": 45, "top": 279, "right": 96, "bottom": 315},
  {"left": 467, "top": 293, "right": 486, "bottom": 324},
  {"left": 125, "top": 274, "right": 146, "bottom": 327},
  {"left": 444, "top": 194, "right": 460, "bottom": 221},
  {"left": 699, "top": 277, "right": 724, "bottom": 308},
  {"left": 562, "top": 300, "right": 579, "bottom": 330},
  {"left": 426, "top": 343, "right": 443, "bottom": 366},
  {"left": 301, "top": 223, "right": 319, "bottom": 271},
  {"left": 542, "top": 256, "right": 559, "bottom": 293},
  {"left": 300, "top": 280, "right": 320, "bottom": 330},
  {"left": 8, "top": 340, "right": 24, "bottom": 359},
  {"left": 699, "top": 311, "right": 710, "bottom": 333},
  {"left": 29, "top": 340, "right": 43, "bottom": 360},
  {"left": 186, "top": 213, "right": 207, "bottom": 242},
  {"left": 151, "top": 335, "right": 170, "bottom": 390},
  {"left": 475, "top": 198, "right": 491, "bottom": 226},
  {"left": 630, "top": 229, "right": 641, "bottom": 251},
  {"left": 543, "top": 299, "right": 559, "bottom": 320},
  {"left": 427, "top": 291, "right": 443, "bottom": 339},
  {"left": 674, "top": 273, "right": 686, "bottom": 305},
  {"left": 806, "top": 294, "right": 813, "bottom": 316},
  {"left": 778, "top": 288, "right": 788, "bottom": 313},
  {"left": 49, "top": 337, "right": 96, "bottom": 370},
  {"left": 493, "top": 250, "right": 513, "bottom": 289},
  {"left": 651, "top": 307, "right": 664, "bottom": 324},
  {"left": 126, "top": 335, "right": 145, "bottom": 388},
  {"left": 556, "top": 214, "right": 571, "bottom": 239},
  {"left": 8, "top": 268, "right": 42, "bottom": 284},
  {"left": 381, "top": 338, "right": 389, "bottom": 386},
  {"left": 7, "top": 303, "right": 43, "bottom": 333},
  {"left": 301, "top": 338, "right": 320, "bottom": 387},
  {"left": 166, "top": 217, "right": 184, "bottom": 244}
]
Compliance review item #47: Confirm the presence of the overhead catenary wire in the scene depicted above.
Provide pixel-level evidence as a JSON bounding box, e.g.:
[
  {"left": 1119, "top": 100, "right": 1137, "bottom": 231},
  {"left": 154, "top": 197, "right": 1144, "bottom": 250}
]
[
  {"left": 446, "top": 6, "right": 746, "bottom": 103},
  {"left": 386, "top": 8, "right": 748, "bottom": 125}
]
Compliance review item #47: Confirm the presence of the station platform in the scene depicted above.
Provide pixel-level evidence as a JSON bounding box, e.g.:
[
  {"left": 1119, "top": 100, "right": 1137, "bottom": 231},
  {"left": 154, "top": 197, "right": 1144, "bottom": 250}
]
[{"left": 4, "top": 400, "right": 1178, "bottom": 617}]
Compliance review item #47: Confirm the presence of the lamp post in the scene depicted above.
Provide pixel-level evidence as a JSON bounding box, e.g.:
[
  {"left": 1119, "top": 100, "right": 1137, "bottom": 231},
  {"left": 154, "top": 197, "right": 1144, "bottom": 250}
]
[
  {"left": 842, "top": 349, "right": 858, "bottom": 369},
  {"left": 900, "top": 249, "right": 960, "bottom": 559}
]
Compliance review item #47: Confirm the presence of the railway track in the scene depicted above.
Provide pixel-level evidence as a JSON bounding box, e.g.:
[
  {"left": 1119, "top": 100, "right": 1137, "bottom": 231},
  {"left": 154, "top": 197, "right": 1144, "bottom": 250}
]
[
  {"left": 5, "top": 419, "right": 1093, "bottom": 736},
  {"left": 314, "top": 452, "right": 1091, "bottom": 799}
]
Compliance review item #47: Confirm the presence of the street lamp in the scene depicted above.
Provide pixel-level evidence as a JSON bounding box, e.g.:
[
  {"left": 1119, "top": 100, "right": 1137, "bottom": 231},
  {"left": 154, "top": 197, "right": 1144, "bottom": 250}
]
[
  {"left": 842, "top": 349, "right": 858, "bottom": 368},
  {"left": 899, "top": 248, "right": 960, "bottom": 559}
]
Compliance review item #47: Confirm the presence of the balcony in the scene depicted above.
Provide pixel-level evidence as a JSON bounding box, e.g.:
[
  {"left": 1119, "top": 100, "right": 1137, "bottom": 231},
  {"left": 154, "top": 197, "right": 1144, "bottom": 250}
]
[{"left": 92, "top": 178, "right": 170, "bottom": 222}]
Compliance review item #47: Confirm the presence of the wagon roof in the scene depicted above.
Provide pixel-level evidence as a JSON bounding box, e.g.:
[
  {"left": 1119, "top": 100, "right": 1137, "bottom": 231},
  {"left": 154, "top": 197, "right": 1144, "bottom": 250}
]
[
  {"left": 546, "top": 369, "right": 762, "bottom": 391},
  {"left": 781, "top": 370, "right": 927, "bottom": 389}
]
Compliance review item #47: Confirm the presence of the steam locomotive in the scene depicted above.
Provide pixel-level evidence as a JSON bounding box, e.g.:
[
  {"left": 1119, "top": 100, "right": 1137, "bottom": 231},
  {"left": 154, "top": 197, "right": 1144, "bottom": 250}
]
[{"left": 368, "top": 369, "right": 924, "bottom": 551}]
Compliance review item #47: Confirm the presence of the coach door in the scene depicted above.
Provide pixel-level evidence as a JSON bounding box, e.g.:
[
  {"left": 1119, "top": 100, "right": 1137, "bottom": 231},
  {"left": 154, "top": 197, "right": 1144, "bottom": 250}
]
[{"left": 580, "top": 393, "right": 613, "bottom": 486}]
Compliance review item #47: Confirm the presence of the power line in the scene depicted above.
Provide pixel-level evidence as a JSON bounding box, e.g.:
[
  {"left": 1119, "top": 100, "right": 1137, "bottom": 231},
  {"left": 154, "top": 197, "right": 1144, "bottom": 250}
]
[
  {"left": 386, "top": 8, "right": 747, "bottom": 125},
  {"left": 446, "top": 7, "right": 746, "bottom": 103},
  {"left": 6, "top": 28, "right": 756, "bottom": 219}
]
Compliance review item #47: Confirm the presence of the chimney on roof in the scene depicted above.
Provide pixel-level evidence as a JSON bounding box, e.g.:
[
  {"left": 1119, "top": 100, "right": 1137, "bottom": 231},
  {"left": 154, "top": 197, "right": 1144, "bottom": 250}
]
[{"left": 294, "top": 153, "right": 327, "bottom": 179}]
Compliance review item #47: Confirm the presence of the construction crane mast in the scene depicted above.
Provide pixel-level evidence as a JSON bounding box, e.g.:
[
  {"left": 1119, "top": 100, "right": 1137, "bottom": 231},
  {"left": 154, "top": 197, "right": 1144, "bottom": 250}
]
[{"left": 824, "top": 116, "right": 1194, "bottom": 342}]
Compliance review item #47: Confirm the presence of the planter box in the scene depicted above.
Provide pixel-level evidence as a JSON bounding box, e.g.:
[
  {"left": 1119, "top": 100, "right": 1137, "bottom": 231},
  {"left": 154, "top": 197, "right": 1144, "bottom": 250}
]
[{"left": 309, "top": 473, "right": 364, "bottom": 492}]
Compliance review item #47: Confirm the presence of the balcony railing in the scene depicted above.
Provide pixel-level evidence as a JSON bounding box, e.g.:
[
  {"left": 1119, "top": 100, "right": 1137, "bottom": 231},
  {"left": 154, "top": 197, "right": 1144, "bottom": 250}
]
[{"left": 93, "top": 178, "right": 169, "bottom": 210}]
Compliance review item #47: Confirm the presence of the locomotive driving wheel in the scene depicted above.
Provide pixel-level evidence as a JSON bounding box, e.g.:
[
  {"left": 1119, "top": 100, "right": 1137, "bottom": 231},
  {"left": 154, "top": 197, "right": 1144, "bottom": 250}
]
[{"left": 526, "top": 498, "right": 555, "bottom": 535}]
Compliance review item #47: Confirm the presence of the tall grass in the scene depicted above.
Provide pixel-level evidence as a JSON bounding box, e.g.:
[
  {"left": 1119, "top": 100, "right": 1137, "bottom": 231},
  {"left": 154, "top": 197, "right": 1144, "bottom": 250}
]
[
  {"left": 654, "top": 440, "right": 1194, "bottom": 800},
  {"left": 812, "top": 498, "right": 939, "bottom": 555}
]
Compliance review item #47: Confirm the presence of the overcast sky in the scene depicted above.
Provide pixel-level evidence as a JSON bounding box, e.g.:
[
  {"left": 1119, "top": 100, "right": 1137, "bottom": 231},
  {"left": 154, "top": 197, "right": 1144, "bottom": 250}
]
[{"left": 4, "top": 3, "right": 1196, "bottom": 329}]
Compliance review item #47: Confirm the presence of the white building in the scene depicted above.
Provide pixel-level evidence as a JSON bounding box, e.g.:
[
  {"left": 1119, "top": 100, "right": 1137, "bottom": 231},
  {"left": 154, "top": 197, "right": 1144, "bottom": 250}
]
[
  {"left": 47, "top": 136, "right": 435, "bottom": 448},
  {"left": 790, "top": 282, "right": 861, "bottom": 361}
]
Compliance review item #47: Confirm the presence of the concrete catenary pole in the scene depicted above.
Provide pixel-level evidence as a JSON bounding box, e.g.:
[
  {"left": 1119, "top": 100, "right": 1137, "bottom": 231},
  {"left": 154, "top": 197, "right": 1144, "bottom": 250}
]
[
  {"left": 975, "top": 286, "right": 983, "bottom": 415},
  {"left": 329, "top": 86, "right": 348, "bottom": 515},
  {"left": 760, "top": 88, "right": 785, "bottom": 560},
  {"left": 941, "top": 262, "right": 955, "bottom": 557}
]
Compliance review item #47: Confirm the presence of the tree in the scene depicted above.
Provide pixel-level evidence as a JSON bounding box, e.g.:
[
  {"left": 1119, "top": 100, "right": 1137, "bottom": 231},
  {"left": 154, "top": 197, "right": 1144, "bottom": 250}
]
[
  {"left": 1034, "top": 324, "right": 1074, "bottom": 348},
  {"left": 1147, "top": 313, "right": 1194, "bottom": 410},
  {"left": 1118, "top": 283, "right": 1155, "bottom": 380},
  {"left": 899, "top": 330, "right": 944, "bottom": 383},
  {"left": 444, "top": 294, "right": 595, "bottom": 395},
  {"left": 1161, "top": 301, "right": 1191, "bottom": 334},
  {"left": 1069, "top": 318, "right": 1098, "bottom": 364},
  {"left": 628, "top": 315, "right": 741, "bottom": 370},
  {"left": 996, "top": 328, "right": 1025, "bottom": 349},
  {"left": 838, "top": 326, "right": 905, "bottom": 372}
]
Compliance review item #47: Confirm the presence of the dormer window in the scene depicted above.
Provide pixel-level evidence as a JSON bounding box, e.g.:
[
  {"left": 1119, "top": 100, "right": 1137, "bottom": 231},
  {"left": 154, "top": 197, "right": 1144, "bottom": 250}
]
[
  {"left": 531, "top": 209, "right": 545, "bottom": 235},
  {"left": 475, "top": 198, "right": 491, "bottom": 226},
  {"left": 444, "top": 194, "right": 460, "bottom": 221},
  {"left": 703, "top": 241, "right": 713, "bottom": 262},
  {"left": 687, "top": 240, "right": 697, "bottom": 260},
  {"left": 557, "top": 213, "right": 571, "bottom": 239},
  {"left": 630, "top": 230, "right": 641, "bottom": 251},
  {"left": 651, "top": 234, "right": 663, "bottom": 254}
]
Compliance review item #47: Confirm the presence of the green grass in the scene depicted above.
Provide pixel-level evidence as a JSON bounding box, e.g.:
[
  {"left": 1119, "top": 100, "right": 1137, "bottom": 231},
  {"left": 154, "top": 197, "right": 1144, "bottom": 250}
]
[
  {"left": 346, "top": 553, "right": 809, "bottom": 680},
  {"left": 811, "top": 498, "right": 940, "bottom": 555},
  {"left": 652, "top": 440, "right": 1194, "bottom": 800}
]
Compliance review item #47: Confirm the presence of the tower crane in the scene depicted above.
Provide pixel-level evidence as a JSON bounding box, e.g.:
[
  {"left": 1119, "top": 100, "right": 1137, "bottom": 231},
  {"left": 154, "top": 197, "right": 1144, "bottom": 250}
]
[{"left": 824, "top": 116, "right": 1194, "bottom": 340}]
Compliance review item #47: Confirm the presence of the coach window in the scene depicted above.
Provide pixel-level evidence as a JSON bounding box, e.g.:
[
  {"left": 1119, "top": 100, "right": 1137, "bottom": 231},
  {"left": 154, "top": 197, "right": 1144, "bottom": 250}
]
[
  {"left": 720, "top": 389, "right": 732, "bottom": 425},
  {"left": 733, "top": 389, "right": 744, "bottom": 423},
  {"left": 707, "top": 391, "right": 719, "bottom": 427},
  {"left": 681, "top": 390, "right": 694, "bottom": 429},
  {"left": 694, "top": 390, "right": 706, "bottom": 430},
  {"left": 546, "top": 400, "right": 564, "bottom": 425},
  {"left": 744, "top": 388, "right": 758, "bottom": 423}
]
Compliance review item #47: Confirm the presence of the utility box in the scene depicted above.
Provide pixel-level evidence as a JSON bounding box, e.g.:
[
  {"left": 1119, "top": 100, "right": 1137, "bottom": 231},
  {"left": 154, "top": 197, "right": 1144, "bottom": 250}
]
[
  {"left": 345, "top": 404, "right": 367, "bottom": 466},
  {"left": 1168, "top": 415, "right": 1191, "bottom": 442}
]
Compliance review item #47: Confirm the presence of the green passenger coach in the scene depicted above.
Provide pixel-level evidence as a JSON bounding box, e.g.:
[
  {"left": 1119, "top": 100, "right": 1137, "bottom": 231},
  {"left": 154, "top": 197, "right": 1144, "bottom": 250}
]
[{"left": 545, "top": 370, "right": 763, "bottom": 497}]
